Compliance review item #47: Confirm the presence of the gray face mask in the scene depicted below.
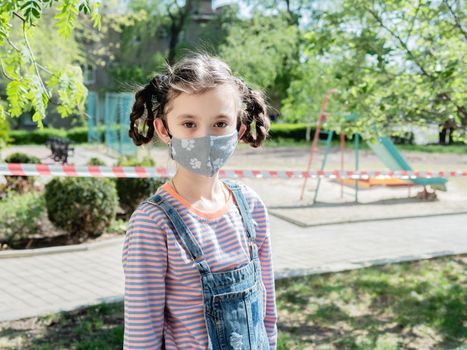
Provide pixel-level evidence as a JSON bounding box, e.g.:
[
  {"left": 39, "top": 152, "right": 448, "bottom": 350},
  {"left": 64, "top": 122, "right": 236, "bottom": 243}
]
[{"left": 168, "top": 130, "right": 239, "bottom": 177}]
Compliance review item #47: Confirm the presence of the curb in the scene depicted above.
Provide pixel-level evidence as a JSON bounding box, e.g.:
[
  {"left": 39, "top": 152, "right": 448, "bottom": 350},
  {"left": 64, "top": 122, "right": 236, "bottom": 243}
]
[
  {"left": 0, "top": 236, "right": 124, "bottom": 259},
  {"left": 269, "top": 210, "right": 467, "bottom": 228},
  {"left": 274, "top": 249, "right": 467, "bottom": 280}
]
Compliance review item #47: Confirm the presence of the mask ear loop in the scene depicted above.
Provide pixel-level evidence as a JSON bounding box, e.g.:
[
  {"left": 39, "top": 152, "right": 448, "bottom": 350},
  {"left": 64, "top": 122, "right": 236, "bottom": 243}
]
[{"left": 165, "top": 125, "right": 177, "bottom": 177}]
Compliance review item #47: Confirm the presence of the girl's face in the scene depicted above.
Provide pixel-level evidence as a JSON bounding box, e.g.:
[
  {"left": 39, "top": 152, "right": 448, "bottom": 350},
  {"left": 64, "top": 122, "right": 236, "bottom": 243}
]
[{"left": 154, "top": 83, "right": 246, "bottom": 142}]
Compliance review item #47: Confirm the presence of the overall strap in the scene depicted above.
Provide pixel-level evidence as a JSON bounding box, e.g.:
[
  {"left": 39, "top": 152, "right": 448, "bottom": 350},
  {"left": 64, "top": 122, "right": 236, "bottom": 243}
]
[
  {"left": 142, "top": 193, "right": 211, "bottom": 274},
  {"left": 222, "top": 179, "right": 258, "bottom": 260}
]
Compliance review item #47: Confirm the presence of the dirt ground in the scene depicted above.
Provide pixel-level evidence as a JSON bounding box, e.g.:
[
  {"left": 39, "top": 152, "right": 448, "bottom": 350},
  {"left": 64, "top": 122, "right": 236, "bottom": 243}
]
[{"left": 2, "top": 144, "right": 467, "bottom": 226}]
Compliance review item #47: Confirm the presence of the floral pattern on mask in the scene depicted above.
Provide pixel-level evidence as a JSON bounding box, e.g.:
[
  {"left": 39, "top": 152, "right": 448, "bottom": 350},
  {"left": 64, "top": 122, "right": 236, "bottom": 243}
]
[
  {"left": 169, "top": 130, "right": 238, "bottom": 177},
  {"left": 181, "top": 139, "right": 195, "bottom": 151},
  {"left": 190, "top": 158, "right": 201, "bottom": 169}
]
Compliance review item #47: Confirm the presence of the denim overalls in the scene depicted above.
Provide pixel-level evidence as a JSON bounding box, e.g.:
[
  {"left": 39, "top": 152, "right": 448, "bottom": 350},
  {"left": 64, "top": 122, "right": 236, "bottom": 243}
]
[{"left": 142, "top": 179, "right": 269, "bottom": 350}]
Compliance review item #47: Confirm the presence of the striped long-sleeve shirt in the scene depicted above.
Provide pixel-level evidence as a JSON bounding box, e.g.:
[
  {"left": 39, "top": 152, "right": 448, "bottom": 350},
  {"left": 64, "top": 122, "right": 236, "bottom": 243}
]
[{"left": 122, "top": 180, "right": 278, "bottom": 349}]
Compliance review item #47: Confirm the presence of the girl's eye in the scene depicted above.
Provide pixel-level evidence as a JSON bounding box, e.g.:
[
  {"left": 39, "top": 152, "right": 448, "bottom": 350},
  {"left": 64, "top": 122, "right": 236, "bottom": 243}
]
[
  {"left": 215, "top": 121, "right": 228, "bottom": 128},
  {"left": 183, "top": 122, "right": 196, "bottom": 128}
]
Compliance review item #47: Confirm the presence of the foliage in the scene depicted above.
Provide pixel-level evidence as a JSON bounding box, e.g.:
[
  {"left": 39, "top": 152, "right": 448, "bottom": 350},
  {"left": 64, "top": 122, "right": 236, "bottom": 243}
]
[
  {"left": 0, "top": 190, "right": 45, "bottom": 243},
  {"left": 4, "top": 151, "right": 41, "bottom": 164},
  {"left": 115, "top": 155, "right": 165, "bottom": 218},
  {"left": 44, "top": 176, "right": 117, "bottom": 242},
  {"left": 2, "top": 151, "right": 41, "bottom": 194},
  {"left": 219, "top": 10, "right": 299, "bottom": 101},
  {"left": 86, "top": 156, "right": 105, "bottom": 166},
  {"left": 65, "top": 125, "right": 88, "bottom": 143},
  {"left": 8, "top": 125, "right": 109, "bottom": 144},
  {"left": 0, "top": 0, "right": 101, "bottom": 128},
  {"left": 0, "top": 113, "right": 11, "bottom": 149},
  {"left": 281, "top": 0, "right": 467, "bottom": 142}
]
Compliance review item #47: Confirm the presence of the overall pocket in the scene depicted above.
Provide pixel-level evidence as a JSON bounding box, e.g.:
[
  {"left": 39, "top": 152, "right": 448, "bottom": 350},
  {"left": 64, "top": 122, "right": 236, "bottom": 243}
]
[{"left": 207, "top": 283, "right": 265, "bottom": 350}]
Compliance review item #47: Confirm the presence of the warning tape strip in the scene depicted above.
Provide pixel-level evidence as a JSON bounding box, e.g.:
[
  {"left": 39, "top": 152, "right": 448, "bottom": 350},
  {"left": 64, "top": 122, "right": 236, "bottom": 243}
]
[{"left": 1, "top": 163, "right": 466, "bottom": 179}]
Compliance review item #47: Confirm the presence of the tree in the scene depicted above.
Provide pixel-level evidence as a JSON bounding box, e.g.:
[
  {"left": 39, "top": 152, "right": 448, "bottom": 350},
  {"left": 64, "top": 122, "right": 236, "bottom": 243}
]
[
  {"left": 218, "top": 10, "right": 299, "bottom": 114},
  {"left": 0, "top": 0, "right": 101, "bottom": 128},
  {"left": 282, "top": 0, "right": 466, "bottom": 142}
]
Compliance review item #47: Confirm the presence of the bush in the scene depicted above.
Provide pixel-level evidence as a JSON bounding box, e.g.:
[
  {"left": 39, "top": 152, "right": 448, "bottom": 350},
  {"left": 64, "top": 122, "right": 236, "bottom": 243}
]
[
  {"left": 8, "top": 125, "right": 110, "bottom": 145},
  {"left": 4, "top": 152, "right": 41, "bottom": 164},
  {"left": 45, "top": 177, "right": 118, "bottom": 242},
  {"left": 115, "top": 156, "right": 165, "bottom": 218},
  {"left": 66, "top": 126, "right": 88, "bottom": 143},
  {"left": 87, "top": 157, "right": 106, "bottom": 166},
  {"left": 268, "top": 123, "right": 340, "bottom": 142},
  {"left": 9, "top": 128, "right": 67, "bottom": 145},
  {"left": 3, "top": 152, "right": 41, "bottom": 194},
  {"left": 0, "top": 191, "right": 45, "bottom": 244}
]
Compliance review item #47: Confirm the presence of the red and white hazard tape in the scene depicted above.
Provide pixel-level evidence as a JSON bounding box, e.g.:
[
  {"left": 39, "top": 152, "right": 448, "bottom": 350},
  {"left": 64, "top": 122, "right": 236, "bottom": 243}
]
[{"left": 1, "top": 163, "right": 466, "bottom": 179}]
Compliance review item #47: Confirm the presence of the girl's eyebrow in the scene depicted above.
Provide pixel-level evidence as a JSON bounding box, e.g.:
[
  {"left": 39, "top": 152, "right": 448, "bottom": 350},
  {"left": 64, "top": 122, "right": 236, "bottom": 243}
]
[{"left": 176, "top": 113, "right": 232, "bottom": 119}]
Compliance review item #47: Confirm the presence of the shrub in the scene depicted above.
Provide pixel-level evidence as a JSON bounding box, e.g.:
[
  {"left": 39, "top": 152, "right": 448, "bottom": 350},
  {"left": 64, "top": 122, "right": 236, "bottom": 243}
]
[
  {"left": 9, "top": 128, "right": 67, "bottom": 145},
  {"left": 87, "top": 157, "right": 106, "bottom": 166},
  {"left": 66, "top": 126, "right": 88, "bottom": 143},
  {"left": 8, "top": 125, "right": 109, "bottom": 145},
  {"left": 4, "top": 152, "right": 41, "bottom": 164},
  {"left": 0, "top": 191, "right": 45, "bottom": 244},
  {"left": 115, "top": 156, "right": 165, "bottom": 218},
  {"left": 3, "top": 152, "right": 41, "bottom": 194},
  {"left": 44, "top": 177, "right": 118, "bottom": 242},
  {"left": 268, "top": 123, "right": 341, "bottom": 142}
]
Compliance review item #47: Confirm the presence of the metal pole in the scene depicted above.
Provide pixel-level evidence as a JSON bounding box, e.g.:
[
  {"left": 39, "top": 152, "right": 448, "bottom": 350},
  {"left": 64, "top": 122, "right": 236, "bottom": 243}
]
[
  {"left": 314, "top": 130, "right": 334, "bottom": 203},
  {"left": 300, "top": 89, "right": 337, "bottom": 201},
  {"left": 340, "top": 132, "right": 345, "bottom": 199},
  {"left": 355, "top": 133, "right": 360, "bottom": 203}
]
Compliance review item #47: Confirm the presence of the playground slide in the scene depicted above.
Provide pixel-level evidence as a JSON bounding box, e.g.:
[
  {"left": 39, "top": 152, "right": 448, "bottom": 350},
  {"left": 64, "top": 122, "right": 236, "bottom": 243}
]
[{"left": 366, "top": 137, "right": 448, "bottom": 191}]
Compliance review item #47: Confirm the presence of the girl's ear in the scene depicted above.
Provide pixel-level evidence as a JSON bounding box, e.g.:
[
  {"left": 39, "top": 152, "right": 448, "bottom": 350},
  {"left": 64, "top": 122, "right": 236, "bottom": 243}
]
[
  {"left": 238, "top": 123, "right": 247, "bottom": 141},
  {"left": 154, "top": 119, "right": 171, "bottom": 144}
]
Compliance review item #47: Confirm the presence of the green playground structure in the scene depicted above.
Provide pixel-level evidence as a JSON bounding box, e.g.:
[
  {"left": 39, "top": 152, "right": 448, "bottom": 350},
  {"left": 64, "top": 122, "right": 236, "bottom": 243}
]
[
  {"left": 366, "top": 136, "right": 448, "bottom": 192},
  {"left": 302, "top": 90, "right": 448, "bottom": 203}
]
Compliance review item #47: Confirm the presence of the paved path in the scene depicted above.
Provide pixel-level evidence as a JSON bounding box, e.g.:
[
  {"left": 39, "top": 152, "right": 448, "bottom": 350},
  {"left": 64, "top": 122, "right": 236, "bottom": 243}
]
[{"left": 1, "top": 213, "right": 466, "bottom": 322}]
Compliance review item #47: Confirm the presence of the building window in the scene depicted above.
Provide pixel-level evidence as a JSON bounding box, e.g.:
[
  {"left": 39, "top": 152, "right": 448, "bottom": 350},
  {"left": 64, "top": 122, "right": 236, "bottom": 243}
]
[{"left": 81, "top": 64, "right": 96, "bottom": 84}]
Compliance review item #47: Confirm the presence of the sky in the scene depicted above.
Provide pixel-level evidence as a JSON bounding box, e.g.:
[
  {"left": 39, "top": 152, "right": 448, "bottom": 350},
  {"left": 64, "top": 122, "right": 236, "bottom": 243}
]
[{"left": 212, "top": 0, "right": 254, "bottom": 18}]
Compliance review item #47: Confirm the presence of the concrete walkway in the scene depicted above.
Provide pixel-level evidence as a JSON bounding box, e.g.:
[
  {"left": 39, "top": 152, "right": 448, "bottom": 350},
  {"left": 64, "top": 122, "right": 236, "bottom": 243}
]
[{"left": 1, "top": 213, "right": 466, "bottom": 322}]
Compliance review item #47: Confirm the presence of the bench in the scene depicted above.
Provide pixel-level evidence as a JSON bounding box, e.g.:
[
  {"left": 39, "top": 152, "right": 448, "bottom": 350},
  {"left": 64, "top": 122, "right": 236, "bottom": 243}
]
[{"left": 46, "top": 137, "right": 75, "bottom": 164}]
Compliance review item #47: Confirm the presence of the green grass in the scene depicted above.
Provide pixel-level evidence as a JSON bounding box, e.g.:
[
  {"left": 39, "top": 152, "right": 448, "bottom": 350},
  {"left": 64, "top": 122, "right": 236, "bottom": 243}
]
[
  {"left": 0, "top": 255, "right": 465, "bottom": 349},
  {"left": 0, "top": 302, "right": 124, "bottom": 350},
  {"left": 275, "top": 254, "right": 466, "bottom": 350}
]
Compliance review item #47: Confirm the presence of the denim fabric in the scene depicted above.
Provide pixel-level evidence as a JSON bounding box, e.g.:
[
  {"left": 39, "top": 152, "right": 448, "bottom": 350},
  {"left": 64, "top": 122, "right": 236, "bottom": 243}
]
[{"left": 143, "top": 179, "right": 269, "bottom": 350}]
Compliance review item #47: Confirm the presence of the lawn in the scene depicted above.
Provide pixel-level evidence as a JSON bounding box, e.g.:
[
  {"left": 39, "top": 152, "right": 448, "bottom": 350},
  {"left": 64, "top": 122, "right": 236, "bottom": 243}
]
[
  {"left": 275, "top": 254, "right": 466, "bottom": 350},
  {"left": 0, "top": 254, "right": 465, "bottom": 350}
]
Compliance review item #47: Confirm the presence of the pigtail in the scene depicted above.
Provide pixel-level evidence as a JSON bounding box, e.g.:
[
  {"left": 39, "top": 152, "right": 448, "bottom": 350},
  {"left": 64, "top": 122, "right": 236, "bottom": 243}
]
[
  {"left": 129, "top": 74, "right": 169, "bottom": 146},
  {"left": 240, "top": 85, "right": 270, "bottom": 148}
]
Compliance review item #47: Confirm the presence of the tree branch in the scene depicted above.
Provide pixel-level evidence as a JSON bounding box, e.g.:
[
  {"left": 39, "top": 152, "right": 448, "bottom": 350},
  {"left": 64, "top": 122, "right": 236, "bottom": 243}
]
[
  {"left": 23, "top": 29, "right": 51, "bottom": 99},
  {"left": 405, "top": 0, "right": 421, "bottom": 45},
  {"left": 443, "top": 0, "right": 467, "bottom": 40},
  {"left": 366, "top": 6, "right": 433, "bottom": 79},
  {"left": 13, "top": 11, "right": 36, "bottom": 27},
  {"left": 0, "top": 57, "right": 15, "bottom": 81},
  {"left": 4, "top": 35, "right": 53, "bottom": 75}
]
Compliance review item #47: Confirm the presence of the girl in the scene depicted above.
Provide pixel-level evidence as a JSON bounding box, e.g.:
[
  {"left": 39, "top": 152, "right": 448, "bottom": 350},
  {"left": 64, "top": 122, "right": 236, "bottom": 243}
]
[{"left": 122, "top": 52, "right": 277, "bottom": 350}]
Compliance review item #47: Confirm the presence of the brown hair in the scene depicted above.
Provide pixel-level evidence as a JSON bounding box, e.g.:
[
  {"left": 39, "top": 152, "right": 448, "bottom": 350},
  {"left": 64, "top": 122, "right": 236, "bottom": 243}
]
[{"left": 128, "top": 52, "right": 270, "bottom": 148}]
